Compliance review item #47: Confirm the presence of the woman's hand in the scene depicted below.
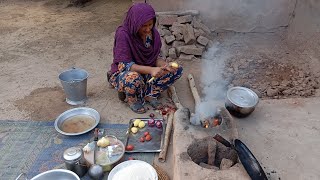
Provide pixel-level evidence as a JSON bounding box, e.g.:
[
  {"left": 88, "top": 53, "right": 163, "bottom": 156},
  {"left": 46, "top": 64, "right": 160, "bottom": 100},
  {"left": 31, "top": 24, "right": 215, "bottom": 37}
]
[
  {"left": 162, "top": 63, "right": 177, "bottom": 73},
  {"left": 150, "top": 67, "right": 166, "bottom": 78}
]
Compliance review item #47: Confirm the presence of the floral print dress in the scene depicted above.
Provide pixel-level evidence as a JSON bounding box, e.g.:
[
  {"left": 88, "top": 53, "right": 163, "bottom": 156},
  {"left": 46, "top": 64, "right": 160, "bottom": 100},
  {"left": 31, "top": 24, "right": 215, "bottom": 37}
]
[{"left": 109, "top": 62, "right": 183, "bottom": 105}]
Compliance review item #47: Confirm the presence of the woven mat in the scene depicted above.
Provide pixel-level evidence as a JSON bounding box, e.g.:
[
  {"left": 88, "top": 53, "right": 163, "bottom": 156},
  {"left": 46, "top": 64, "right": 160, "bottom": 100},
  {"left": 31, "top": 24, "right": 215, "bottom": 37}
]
[{"left": 0, "top": 120, "right": 155, "bottom": 180}]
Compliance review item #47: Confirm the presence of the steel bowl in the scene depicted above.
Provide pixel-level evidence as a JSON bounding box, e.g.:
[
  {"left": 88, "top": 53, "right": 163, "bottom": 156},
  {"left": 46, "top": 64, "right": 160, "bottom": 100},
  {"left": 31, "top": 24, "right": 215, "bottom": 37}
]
[
  {"left": 32, "top": 169, "right": 80, "bottom": 180},
  {"left": 225, "top": 87, "right": 259, "bottom": 117},
  {"left": 55, "top": 107, "right": 100, "bottom": 136}
]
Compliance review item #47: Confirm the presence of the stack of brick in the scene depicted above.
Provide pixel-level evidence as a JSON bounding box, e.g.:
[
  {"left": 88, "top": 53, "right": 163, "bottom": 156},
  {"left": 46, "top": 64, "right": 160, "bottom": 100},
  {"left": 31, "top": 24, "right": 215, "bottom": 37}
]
[{"left": 157, "top": 14, "right": 211, "bottom": 61}]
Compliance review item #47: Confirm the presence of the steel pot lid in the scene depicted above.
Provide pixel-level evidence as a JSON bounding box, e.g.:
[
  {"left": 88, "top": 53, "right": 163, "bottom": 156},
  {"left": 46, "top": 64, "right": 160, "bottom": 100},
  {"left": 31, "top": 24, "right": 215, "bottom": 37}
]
[
  {"left": 63, "top": 147, "right": 82, "bottom": 161},
  {"left": 227, "top": 87, "right": 258, "bottom": 107}
]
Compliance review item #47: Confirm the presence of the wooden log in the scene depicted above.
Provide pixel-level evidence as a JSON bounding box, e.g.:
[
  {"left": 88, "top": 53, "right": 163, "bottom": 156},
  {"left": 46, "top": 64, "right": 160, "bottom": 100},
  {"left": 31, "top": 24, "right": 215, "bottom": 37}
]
[
  {"left": 188, "top": 74, "right": 207, "bottom": 126},
  {"left": 158, "top": 111, "right": 174, "bottom": 162},
  {"left": 207, "top": 139, "right": 217, "bottom": 165},
  {"left": 187, "top": 74, "right": 201, "bottom": 106}
]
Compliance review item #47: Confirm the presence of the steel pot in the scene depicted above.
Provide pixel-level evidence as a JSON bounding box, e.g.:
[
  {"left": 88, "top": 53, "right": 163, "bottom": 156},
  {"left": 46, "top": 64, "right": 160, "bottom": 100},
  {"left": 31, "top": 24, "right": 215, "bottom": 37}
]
[{"left": 225, "top": 87, "right": 259, "bottom": 117}]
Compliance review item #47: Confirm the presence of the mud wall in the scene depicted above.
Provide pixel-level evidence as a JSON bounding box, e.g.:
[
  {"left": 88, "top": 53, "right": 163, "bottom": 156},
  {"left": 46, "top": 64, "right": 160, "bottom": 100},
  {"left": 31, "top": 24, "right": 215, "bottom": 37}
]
[
  {"left": 287, "top": 0, "right": 320, "bottom": 76},
  {"left": 133, "top": 0, "right": 296, "bottom": 32}
]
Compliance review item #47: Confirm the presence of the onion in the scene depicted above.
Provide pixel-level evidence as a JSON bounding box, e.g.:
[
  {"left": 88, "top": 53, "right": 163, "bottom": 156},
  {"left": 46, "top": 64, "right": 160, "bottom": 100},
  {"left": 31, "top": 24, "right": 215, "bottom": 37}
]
[
  {"left": 148, "top": 118, "right": 155, "bottom": 127},
  {"left": 155, "top": 121, "right": 162, "bottom": 128},
  {"left": 149, "top": 113, "right": 155, "bottom": 118}
]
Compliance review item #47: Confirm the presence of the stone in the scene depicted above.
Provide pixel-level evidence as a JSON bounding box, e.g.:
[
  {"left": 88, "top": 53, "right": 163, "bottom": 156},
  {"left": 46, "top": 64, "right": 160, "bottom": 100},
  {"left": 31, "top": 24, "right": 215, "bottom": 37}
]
[
  {"left": 196, "top": 35, "right": 209, "bottom": 46},
  {"left": 220, "top": 158, "right": 234, "bottom": 170},
  {"left": 192, "top": 18, "right": 211, "bottom": 35},
  {"left": 172, "top": 41, "right": 185, "bottom": 48},
  {"left": 195, "top": 28, "right": 209, "bottom": 38},
  {"left": 195, "top": 43, "right": 205, "bottom": 52},
  {"left": 180, "top": 45, "right": 203, "bottom": 56},
  {"left": 160, "top": 37, "right": 169, "bottom": 57},
  {"left": 177, "top": 15, "right": 193, "bottom": 24},
  {"left": 172, "top": 31, "right": 184, "bottom": 41},
  {"left": 271, "top": 81, "right": 280, "bottom": 86},
  {"left": 158, "top": 29, "right": 165, "bottom": 37},
  {"left": 158, "top": 25, "right": 167, "bottom": 30},
  {"left": 266, "top": 71, "right": 272, "bottom": 76},
  {"left": 183, "top": 24, "right": 196, "bottom": 45},
  {"left": 165, "top": 35, "right": 175, "bottom": 44},
  {"left": 267, "top": 88, "right": 279, "bottom": 97},
  {"left": 194, "top": 28, "right": 200, "bottom": 38},
  {"left": 171, "top": 22, "right": 186, "bottom": 34},
  {"left": 158, "top": 15, "right": 178, "bottom": 26},
  {"left": 162, "top": 29, "right": 172, "bottom": 36},
  {"left": 282, "top": 89, "right": 292, "bottom": 96},
  {"left": 179, "top": 53, "right": 195, "bottom": 61},
  {"left": 298, "top": 71, "right": 304, "bottom": 78},
  {"left": 281, "top": 80, "right": 290, "bottom": 87},
  {"left": 168, "top": 48, "right": 177, "bottom": 59}
]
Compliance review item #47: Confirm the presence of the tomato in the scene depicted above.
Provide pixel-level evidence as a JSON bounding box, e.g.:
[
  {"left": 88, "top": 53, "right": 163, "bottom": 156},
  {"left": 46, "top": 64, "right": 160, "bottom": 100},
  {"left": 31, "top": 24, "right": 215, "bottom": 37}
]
[
  {"left": 145, "top": 134, "right": 152, "bottom": 141},
  {"left": 144, "top": 131, "right": 150, "bottom": 137},
  {"left": 139, "top": 137, "right": 145, "bottom": 142},
  {"left": 126, "top": 144, "right": 134, "bottom": 151},
  {"left": 128, "top": 157, "right": 135, "bottom": 160}
]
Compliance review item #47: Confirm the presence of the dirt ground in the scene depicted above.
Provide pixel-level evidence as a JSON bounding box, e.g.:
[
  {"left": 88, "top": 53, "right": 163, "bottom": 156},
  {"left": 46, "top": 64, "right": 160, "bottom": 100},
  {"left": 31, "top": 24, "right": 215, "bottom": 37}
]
[{"left": 1, "top": 0, "right": 320, "bottom": 179}]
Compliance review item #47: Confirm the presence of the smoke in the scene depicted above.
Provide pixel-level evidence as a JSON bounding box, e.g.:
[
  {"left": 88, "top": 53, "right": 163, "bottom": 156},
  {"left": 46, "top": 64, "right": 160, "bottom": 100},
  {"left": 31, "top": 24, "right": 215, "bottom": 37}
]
[
  {"left": 190, "top": 42, "right": 229, "bottom": 125},
  {"left": 178, "top": 0, "right": 295, "bottom": 33}
]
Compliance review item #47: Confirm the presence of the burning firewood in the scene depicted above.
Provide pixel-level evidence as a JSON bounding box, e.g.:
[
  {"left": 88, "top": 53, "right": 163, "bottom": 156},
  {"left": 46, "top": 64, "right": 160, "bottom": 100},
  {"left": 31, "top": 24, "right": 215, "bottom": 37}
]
[{"left": 188, "top": 74, "right": 207, "bottom": 126}]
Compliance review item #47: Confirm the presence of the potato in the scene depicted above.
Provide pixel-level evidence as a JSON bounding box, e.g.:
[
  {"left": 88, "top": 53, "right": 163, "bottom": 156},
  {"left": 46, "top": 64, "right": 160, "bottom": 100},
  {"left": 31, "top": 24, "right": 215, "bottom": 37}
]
[
  {"left": 131, "top": 127, "right": 138, "bottom": 134},
  {"left": 170, "top": 62, "right": 179, "bottom": 68},
  {"left": 133, "top": 119, "right": 141, "bottom": 127},
  {"left": 138, "top": 121, "right": 145, "bottom": 128}
]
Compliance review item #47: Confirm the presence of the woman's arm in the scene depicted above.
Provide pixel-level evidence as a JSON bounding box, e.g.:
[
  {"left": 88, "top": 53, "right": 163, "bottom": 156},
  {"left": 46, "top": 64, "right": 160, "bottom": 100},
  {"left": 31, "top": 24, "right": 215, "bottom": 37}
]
[{"left": 130, "top": 64, "right": 164, "bottom": 78}]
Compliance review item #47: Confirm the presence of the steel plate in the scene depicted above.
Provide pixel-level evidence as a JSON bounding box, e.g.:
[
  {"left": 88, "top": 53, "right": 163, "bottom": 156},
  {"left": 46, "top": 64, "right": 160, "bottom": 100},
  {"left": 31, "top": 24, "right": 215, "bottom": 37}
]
[
  {"left": 54, "top": 107, "right": 100, "bottom": 136},
  {"left": 125, "top": 118, "right": 165, "bottom": 153}
]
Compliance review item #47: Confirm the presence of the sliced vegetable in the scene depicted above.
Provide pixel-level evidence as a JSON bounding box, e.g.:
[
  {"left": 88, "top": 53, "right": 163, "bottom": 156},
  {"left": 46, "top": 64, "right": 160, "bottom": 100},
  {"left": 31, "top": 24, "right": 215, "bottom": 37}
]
[{"left": 97, "top": 137, "right": 110, "bottom": 148}]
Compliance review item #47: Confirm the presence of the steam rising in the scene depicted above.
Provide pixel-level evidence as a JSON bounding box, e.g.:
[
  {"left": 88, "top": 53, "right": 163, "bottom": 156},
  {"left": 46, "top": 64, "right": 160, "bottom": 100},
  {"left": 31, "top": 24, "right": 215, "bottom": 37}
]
[{"left": 190, "top": 43, "right": 229, "bottom": 125}]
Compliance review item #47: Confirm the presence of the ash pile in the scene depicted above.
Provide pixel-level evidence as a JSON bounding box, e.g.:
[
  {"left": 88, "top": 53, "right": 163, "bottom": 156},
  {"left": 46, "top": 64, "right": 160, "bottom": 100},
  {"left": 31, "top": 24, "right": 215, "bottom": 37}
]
[{"left": 156, "top": 12, "right": 212, "bottom": 61}]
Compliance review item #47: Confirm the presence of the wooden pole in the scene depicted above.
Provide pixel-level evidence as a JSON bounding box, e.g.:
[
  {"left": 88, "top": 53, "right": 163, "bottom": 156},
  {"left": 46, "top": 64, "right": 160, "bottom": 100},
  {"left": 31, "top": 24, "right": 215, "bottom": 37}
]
[{"left": 158, "top": 112, "right": 174, "bottom": 162}]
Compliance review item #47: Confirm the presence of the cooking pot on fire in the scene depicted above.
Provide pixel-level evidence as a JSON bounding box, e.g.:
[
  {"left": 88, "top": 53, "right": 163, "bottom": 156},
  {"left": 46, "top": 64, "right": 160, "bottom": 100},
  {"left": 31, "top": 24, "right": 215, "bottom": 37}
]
[{"left": 225, "top": 86, "right": 259, "bottom": 117}]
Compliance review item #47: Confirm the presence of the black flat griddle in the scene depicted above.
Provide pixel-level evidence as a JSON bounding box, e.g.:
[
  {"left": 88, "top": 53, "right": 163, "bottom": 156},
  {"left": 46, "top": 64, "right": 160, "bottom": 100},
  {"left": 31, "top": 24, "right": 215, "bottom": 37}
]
[{"left": 234, "top": 139, "right": 268, "bottom": 180}]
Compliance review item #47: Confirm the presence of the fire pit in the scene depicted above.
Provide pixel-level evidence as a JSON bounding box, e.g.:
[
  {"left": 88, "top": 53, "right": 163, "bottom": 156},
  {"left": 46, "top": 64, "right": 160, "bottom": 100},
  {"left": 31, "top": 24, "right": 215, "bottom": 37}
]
[
  {"left": 187, "top": 136, "right": 238, "bottom": 170},
  {"left": 168, "top": 81, "right": 250, "bottom": 179},
  {"left": 170, "top": 104, "right": 250, "bottom": 180}
]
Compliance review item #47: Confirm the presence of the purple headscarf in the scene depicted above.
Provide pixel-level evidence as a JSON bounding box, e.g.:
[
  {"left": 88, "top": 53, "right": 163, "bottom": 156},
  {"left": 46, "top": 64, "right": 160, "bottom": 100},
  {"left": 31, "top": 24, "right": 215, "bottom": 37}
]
[{"left": 111, "top": 3, "right": 161, "bottom": 73}]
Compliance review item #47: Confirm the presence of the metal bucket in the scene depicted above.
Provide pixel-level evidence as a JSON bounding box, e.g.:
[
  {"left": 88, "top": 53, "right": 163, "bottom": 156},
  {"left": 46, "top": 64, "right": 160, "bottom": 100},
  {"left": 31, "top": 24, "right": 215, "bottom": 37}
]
[{"left": 59, "top": 68, "right": 88, "bottom": 105}]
